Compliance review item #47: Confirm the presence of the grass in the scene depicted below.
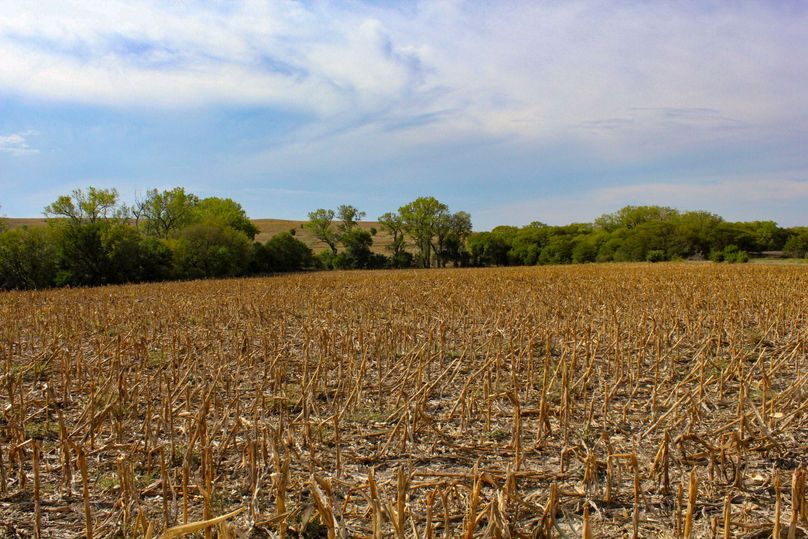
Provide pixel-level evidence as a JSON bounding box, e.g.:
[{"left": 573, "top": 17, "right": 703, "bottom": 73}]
[{"left": 24, "top": 420, "right": 60, "bottom": 441}]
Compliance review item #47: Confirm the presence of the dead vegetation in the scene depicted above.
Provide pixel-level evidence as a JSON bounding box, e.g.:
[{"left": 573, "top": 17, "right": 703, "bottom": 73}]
[{"left": 0, "top": 263, "right": 806, "bottom": 538}]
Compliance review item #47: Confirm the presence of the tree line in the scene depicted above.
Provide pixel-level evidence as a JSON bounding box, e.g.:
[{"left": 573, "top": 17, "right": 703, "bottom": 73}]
[
  {"left": 469, "top": 206, "right": 808, "bottom": 266},
  {"left": 0, "top": 187, "right": 806, "bottom": 290}
]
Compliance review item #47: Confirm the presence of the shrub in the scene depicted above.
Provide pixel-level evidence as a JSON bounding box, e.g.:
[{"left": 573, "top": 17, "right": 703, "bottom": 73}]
[
  {"left": 783, "top": 231, "right": 808, "bottom": 258},
  {"left": 712, "top": 245, "right": 749, "bottom": 264},
  {"left": 316, "top": 250, "right": 336, "bottom": 270},
  {"left": 0, "top": 227, "right": 57, "bottom": 290},
  {"left": 172, "top": 222, "right": 253, "bottom": 279},
  {"left": 645, "top": 250, "right": 667, "bottom": 263},
  {"left": 263, "top": 232, "right": 314, "bottom": 272}
]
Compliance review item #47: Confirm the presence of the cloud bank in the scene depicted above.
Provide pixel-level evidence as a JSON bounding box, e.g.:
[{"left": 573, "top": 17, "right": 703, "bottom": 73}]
[
  {"left": 1, "top": 1, "right": 807, "bottom": 224},
  {"left": 3, "top": 2, "right": 806, "bottom": 138}
]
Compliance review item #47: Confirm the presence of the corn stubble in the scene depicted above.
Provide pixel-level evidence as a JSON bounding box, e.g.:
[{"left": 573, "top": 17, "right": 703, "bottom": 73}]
[{"left": 0, "top": 263, "right": 806, "bottom": 538}]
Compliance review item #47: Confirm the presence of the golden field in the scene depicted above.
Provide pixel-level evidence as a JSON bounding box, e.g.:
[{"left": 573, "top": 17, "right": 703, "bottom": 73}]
[{"left": 0, "top": 264, "right": 806, "bottom": 538}]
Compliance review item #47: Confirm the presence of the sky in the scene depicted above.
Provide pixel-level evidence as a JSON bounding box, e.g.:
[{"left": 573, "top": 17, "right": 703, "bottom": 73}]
[{"left": 1, "top": 0, "right": 807, "bottom": 229}]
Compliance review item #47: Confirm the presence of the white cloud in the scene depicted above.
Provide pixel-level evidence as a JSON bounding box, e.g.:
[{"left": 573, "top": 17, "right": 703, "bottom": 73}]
[
  {"left": 1, "top": 0, "right": 806, "bottom": 149},
  {"left": 2, "top": 0, "right": 808, "bottom": 228},
  {"left": 0, "top": 131, "right": 38, "bottom": 156},
  {"left": 0, "top": 1, "right": 418, "bottom": 116}
]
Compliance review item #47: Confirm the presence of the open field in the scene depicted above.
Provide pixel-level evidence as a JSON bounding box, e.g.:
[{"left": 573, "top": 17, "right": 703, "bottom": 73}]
[{"left": 0, "top": 264, "right": 806, "bottom": 538}]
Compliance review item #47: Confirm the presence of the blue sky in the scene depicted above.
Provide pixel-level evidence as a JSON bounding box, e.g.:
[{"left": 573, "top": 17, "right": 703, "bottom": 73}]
[{"left": 1, "top": 0, "right": 807, "bottom": 229}]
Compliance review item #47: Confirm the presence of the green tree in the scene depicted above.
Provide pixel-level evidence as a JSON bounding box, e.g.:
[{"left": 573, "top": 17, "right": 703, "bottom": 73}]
[
  {"left": 538, "top": 235, "right": 574, "bottom": 264},
  {"left": 615, "top": 220, "right": 676, "bottom": 261},
  {"left": 538, "top": 225, "right": 587, "bottom": 265},
  {"left": 510, "top": 222, "right": 550, "bottom": 265},
  {"left": 44, "top": 187, "right": 132, "bottom": 286},
  {"left": 572, "top": 230, "right": 609, "bottom": 263},
  {"left": 435, "top": 210, "right": 472, "bottom": 267},
  {"left": 137, "top": 187, "right": 199, "bottom": 238},
  {"left": 378, "top": 212, "right": 410, "bottom": 268},
  {"left": 735, "top": 220, "right": 785, "bottom": 252},
  {"left": 0, "top": 227, "right": 57, "bottom": 290},
  {"left": 44, "top": 187, "right": 124, "bottom": 224},
  {"left": 596, "top": 229, "right": 628, "bottom": 262},
  {"left": 306, "top": 209, "right": 339, "bottom": 256},
  {"left": 336, "top": 204, "right": 366, "bottom": 236},
  {"left": 488, "top": 226, "right": 518, "bottom": 266},
  {"left": 711, "top": 244, "right": 749, "bottom": 263},
  {"left": 193, "top": 197, "right": 259, "bottom": 240},
  {"left": 336, "top": 227, "right": 374, "bottom": 269},
  {"left": 258, "top": 232, "right": 314, "bottom": 272},
  {"left": 466, "top": 232, "right": 490, "bottom": 266},
  {"left": 783, "top": 228, "right": 808, "bottom": 258},
  {"left": 671, "top": 211, "right": 724, "bottom": 259},
  {"left": 398, "top": 196, "right": 449, "bottom": 268},
  {"left": 595, "top": 205, "right": 679, "bottom": 232},
  {"left": 135, "top": 237, "right": 175, "bottom": 282},
  {"left": 711, "top": 222, "right": 756, "bottom": 253},
  {"left": 52, "top": 222, "right": 109, "bottom": 286},
  {"left": 171, "top": 222, "right": 253, "bottom": 279},
  {"left": 101, "top": 223, "right": 173, "bottom": 283}
]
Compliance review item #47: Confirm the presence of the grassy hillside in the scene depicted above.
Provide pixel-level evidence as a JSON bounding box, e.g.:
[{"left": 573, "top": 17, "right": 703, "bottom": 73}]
[
  {"left": 252, "top": 218, "right": 394, "bottom": 253},
  {"left": 4, "top": 217, "right": 48, "bottom": 230}
]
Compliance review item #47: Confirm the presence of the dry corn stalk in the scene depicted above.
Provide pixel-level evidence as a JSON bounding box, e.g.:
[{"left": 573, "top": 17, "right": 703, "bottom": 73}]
[
  {"left": 310, "top": 475, "right": 337, "bottom": 539},
  {"left": 2, "top": 264, "right": 807, "bottom": 537},
  {"left": 684, "top": 468, "right": 699, "bottom": 539},
  {"left": 158, "top": 507, "right": 245, "bottom": 539}
]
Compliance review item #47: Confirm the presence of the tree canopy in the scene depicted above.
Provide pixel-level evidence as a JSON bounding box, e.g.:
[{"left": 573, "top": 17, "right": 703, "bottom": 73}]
[
  {"left": 136, "top": 187, "right": 199, "bottom": 238},
  {"left": 1, "top": 188, "right": 805, "bottom": 292},
  {"left": 44, "top": 187, "right": 124, "bottom": 224}
]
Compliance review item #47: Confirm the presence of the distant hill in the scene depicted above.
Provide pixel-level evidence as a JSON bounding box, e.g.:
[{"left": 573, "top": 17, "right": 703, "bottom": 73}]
[
  {"left": 5, "top": 217, "right": 48, "bottom": 230},
  {"left": 4, "top": 217, "right": 395, "bottom": 254},
  {"left": 252, "top": 219, "right": 392, "bottom": 253}
]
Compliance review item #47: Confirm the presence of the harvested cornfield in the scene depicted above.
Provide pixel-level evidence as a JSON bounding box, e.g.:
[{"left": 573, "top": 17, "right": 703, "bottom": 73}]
[{"left": 0, "top": 264, "right": 806, "bottom": 538}]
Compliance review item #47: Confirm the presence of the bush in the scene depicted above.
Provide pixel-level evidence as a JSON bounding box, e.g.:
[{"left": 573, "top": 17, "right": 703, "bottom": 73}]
[
  {"left": 390, "top": 250, "right": 414, "bottom": 269},
  {"left": 0, "top": 227, "right": 57, "bottom": 290},
  {"left": 645, "top": 249, "right": 667, "bottom": 263},
  {"left": 340, "top": 228, "right": 374, "bottom": 268},
  {"left": 172, "top": 222, "right": 253, "bottom": 279},
  {"left": 711, "top": 245, "right": 749, "bottom": 264},
  {"left": 262, "top": 232, "right": 313, "bottom": 272},
  {"left": 102, "top": 223, "right": 173, "bottom": 283},
  {"left": 783, "top": 231, "right": 808, "bottom": 258},
  {"left": 369, "top": 253, "right": 389, "bottom": 269},
  {"left": 53, "top": 222, "right": 109, "bottom": 286},
  {"left": 316, "top": 250, "right": 336, "bottom": 270}
]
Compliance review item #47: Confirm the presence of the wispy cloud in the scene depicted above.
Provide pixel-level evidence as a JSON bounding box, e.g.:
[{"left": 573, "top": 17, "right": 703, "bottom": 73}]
[
  {"left": 1, "top": 1, "right": 806, "bottom": 145},
  {"left": 1, "top": 2, "right": 807, "bottom": 222},
  {"left": 0, "top": 131, "right": 38, "bottom": 156}
]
